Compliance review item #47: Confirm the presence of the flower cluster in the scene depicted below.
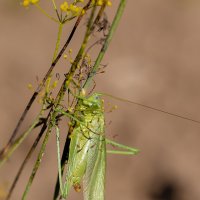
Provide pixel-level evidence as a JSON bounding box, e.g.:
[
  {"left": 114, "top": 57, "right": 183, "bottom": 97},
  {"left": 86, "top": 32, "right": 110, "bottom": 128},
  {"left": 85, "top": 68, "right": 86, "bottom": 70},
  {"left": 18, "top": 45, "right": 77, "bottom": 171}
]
[
  {"left": 92, "top": 0, "right": 112, "bottom": 6},
  {"left": 60, "top": 0, "right": 112, "bottom": 17},
  {"left": 22, "top": 0, "right": 39, "bottom": 7},
  {"left": 60, "top": 1, "right": 84, "bottom": 16}
]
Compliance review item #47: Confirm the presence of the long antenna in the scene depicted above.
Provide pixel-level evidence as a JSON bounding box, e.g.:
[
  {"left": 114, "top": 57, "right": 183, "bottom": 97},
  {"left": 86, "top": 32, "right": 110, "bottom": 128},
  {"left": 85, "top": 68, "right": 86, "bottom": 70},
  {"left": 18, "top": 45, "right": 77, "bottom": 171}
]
[{"left": 101, "top": 93, "right": 200, "bottom": 124}]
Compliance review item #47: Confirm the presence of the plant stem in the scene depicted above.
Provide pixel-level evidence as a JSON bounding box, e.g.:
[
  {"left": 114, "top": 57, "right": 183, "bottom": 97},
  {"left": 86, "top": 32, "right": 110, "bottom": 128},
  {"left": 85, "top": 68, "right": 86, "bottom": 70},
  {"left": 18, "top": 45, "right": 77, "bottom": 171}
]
[
  {"left": 53, "top": 23, "right": 64, "bottom": 62},
  {"left": 22, "top": 125, "right": 51, "bottom": 200},
  {"left": 35, "top": 4, "right": 59, "bottom": 23},
  {"left": 0, "top": 115, "right": 40, "bottom": 168},
  {"left": 83, "top": 0, "right": 127, "bottom": 89}
]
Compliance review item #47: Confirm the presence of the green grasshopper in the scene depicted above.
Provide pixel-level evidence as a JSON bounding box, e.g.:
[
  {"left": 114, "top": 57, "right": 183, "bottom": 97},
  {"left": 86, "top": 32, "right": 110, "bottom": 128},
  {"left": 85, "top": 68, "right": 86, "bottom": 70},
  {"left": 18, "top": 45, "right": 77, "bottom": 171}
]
[{"left": 55, "top": 92, "right": 139, "bottom": 200}]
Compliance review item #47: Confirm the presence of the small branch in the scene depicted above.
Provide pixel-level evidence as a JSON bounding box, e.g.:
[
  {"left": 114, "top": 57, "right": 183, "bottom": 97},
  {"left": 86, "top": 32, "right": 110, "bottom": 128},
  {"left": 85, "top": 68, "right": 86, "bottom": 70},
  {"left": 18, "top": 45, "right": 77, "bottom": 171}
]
[
  {"left": 34, "top": 4, "right": 59, "bottom": 23},
  {"left": 53, "top": 23, "right": 64, "bottom": 62}
]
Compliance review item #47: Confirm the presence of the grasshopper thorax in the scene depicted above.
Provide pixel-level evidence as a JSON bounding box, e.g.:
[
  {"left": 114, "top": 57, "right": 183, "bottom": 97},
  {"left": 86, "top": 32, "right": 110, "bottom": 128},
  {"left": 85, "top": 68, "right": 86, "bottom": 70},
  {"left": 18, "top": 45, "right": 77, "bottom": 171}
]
[{"left": 79, "top": 93, "right": 103, "bottom": 113}]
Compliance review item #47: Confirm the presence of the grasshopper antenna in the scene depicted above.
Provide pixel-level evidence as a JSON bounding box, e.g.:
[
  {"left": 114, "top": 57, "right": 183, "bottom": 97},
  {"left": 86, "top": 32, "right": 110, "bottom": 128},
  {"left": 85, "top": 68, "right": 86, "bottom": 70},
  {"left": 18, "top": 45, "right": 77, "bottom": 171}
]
[{"left": 101, "top": 93, "right": 200, "bottom": 125}]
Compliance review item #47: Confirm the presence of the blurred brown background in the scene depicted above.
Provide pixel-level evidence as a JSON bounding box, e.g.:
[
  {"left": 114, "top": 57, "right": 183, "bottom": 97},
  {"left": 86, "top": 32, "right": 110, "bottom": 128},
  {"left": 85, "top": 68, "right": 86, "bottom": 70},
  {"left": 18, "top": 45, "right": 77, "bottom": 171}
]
[{"left": 1, "top": 0, "right": 200, "bottom": 199}]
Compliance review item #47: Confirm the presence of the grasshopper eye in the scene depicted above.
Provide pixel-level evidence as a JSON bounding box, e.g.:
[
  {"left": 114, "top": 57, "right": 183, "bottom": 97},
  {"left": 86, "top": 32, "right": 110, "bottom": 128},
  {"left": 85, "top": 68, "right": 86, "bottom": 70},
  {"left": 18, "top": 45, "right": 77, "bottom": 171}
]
[{"left": 95, "top": 96, "right": 99, "bottom": 100}]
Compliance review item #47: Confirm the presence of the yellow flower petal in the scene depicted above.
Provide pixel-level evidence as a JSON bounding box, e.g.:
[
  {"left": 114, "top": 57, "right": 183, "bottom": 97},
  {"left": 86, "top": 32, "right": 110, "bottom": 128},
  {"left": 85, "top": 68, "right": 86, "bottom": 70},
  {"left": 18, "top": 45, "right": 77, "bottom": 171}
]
[
  {"left": 60, "top": 1, "right": 69, "bottom": 12},
  {"left": 22, "top": 0, "right": 30, "bottom": 7},
  {"left": 107, "top": 1, "right": 112, "bottom": 6},
  {"left": 30, "top": 0, "right": 39, "bottom": 4}
]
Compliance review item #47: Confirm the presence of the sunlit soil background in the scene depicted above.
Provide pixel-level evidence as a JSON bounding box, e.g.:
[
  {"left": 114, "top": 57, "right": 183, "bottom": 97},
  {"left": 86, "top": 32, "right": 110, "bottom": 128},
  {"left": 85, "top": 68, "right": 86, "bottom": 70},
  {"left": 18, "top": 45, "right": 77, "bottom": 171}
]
[{"left": 1, "top": 0, "right": 200, "bottom": 199}]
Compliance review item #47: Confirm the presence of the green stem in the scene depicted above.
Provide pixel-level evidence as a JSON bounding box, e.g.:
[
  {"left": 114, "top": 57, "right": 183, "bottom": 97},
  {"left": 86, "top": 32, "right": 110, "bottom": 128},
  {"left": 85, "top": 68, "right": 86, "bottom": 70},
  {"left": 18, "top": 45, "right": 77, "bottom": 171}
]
[
  {"left": 51, "top": 0, "right": 57, "bottom": 10},
  {"left": 55, "top": 126, "right": 64, "bottom": 195},
  {"left": 34, "top": 4, "right": 59, "bottom": 23},
  {"left": 22, "top": 126, "right": 52, "bottom": 200},
  {"left": 83, "top": 0, "right": 127, "bottom": 89},
  {"left": 0, "top": 115, "right": 41, "bottom": 168},
  {"left": 53, "top": 23, "right": 64, "bottom": 62}
]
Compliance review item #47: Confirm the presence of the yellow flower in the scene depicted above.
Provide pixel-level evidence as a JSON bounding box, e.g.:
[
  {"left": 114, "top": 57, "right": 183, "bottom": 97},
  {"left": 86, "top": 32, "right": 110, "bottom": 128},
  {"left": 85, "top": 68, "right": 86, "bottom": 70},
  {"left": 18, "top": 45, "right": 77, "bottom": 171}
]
[
  {"left": 63, "top": 54, "right": 68, "bottom": 59},
  {"left": 69, "top": 4, "right": 82, "bottom": 16},
  {"left": 27, "top": 83, "right": 33, "bottom": 90},
  {"left": 107, "top": 0, "right": 112, "bottom": 6},
  {"left": 22, "top": 0, "right": 30, "bottom": 7},
  {"left": 92, "top": 0, "right": 112, "bottom": 6},
  {"left": 60, "top": 2, "right": 69, "bottom": 12},
  {"left": 51, "top": 80, "right": 58, "bottom": 89},
  {"left": 30, "top": 0, "right": 39, "bottom": 4},
  {"left": 22, "top": 0, "right": 39, "bottom": 7},
  {"left": 81, "top": 9, "right": 85, "bottom": 15},
  {"left": 70, "top": 59, "right": 74, "bottom": 64},
  {"left": 97, "top": 0, "right": 103, "bottom": 6}
]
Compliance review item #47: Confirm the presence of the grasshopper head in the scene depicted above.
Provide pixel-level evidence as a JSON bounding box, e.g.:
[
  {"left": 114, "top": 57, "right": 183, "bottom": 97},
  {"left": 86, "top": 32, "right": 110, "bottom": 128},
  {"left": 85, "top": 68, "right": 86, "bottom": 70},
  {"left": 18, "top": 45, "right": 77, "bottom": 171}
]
[{"left": 82, "top": 93, "right": 103, "bottom": 111}]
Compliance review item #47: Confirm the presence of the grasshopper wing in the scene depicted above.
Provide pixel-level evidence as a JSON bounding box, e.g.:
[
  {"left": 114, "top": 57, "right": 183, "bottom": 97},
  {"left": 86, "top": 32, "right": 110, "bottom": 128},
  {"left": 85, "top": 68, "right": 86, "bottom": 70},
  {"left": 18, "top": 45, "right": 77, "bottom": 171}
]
[{"left": 83, "top": 134, "right": 106, "bottom": 200}]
